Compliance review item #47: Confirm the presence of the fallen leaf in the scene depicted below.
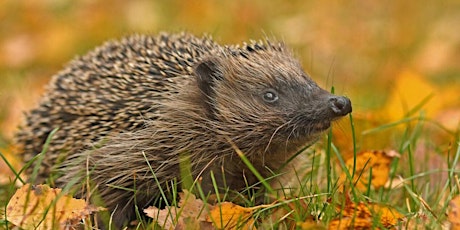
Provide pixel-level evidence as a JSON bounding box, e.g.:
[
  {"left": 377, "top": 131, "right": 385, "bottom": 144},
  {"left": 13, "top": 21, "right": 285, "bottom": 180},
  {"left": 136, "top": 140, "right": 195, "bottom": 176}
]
[
  {"left": 338, "top": 150, "right": 400, "bottom": 192},
  {"left": 144, "top": 190, "right": 209, "bottom": 230},
  {"left": 381, "top": 70, "right": 460, "bottom": 127},
  {"left": 371, "top": 203, "right": 404, "bottom": 227},
  {"left": 145, "top": 189, "right": 259, "bottom": 230},
  {"left": 329, "top": 201, "right": 403, "bottom": 229},
  {"left": 206, "top": 202, "right": 255, "bottom": 230},
  {"left": 382, "top": 70, "right": 438, "bottom": 121},
  {"left": 5, "top": 184, "right": 104, "bottom": 230}
]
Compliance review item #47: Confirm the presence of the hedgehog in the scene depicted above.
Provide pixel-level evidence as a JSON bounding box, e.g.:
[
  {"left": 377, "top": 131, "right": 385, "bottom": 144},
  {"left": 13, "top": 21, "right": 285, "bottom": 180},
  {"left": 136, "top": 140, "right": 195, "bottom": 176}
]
[{"left": 15, "top": 32, "right": 352, "bottom": 227}]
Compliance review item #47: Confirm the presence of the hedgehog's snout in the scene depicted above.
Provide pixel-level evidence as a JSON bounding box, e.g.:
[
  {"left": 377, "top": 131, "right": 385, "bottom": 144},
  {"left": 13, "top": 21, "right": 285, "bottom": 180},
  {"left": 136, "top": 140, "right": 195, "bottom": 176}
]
[{"left": 328, "top": 95, "right": 352, "bottom": 117}]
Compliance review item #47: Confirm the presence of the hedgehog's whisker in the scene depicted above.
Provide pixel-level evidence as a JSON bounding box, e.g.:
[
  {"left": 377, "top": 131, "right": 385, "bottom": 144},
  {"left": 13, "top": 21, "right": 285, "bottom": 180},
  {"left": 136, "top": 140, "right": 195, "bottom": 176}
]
[{"left": 264, "top": 120, "right": 291, "bottom": 154}]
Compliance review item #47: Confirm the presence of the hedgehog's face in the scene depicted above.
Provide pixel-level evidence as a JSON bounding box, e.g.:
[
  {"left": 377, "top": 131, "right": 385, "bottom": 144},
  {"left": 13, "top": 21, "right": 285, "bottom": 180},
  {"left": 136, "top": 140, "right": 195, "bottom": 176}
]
[{"left": 194, "top": 48, "right": 351, "bottom": 154}]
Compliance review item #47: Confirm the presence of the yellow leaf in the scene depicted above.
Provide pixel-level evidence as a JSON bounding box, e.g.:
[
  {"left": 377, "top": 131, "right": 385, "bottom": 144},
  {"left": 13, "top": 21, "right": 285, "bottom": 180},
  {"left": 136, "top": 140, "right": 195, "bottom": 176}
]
[
  {"left": 329, "top": 202, "right": 371, "bottom": 230},
  {"left": 383, "top": 70, "right": 438, "bottom": 121},
  {"left": 338, "top": 150, "right": 400, "bottom": 192},
  {"left": 370, "top": 203, "right": 404, "bottom": 227},
  {"left": 206, "top": 202, "right": 255, "bottom": 230},
  {"left": 382, "top": 69, "right": 460, "bottom": 125},
  {"left": 5, "top": 184, "right": 104, "bottom": 230}
]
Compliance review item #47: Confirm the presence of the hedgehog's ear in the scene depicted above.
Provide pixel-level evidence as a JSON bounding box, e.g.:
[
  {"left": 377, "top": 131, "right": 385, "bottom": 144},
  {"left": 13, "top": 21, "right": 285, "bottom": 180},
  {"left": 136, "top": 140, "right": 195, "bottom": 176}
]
[{"left": 194, "top": 58, "right": 223, "bottom": 99}]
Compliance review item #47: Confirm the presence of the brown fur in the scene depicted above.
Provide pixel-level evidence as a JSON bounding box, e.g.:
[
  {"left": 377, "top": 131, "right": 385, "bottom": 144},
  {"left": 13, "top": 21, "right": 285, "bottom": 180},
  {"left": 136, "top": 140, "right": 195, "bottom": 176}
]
[{"left": 15, "top": 32, "right": 351, "bottom": 227}]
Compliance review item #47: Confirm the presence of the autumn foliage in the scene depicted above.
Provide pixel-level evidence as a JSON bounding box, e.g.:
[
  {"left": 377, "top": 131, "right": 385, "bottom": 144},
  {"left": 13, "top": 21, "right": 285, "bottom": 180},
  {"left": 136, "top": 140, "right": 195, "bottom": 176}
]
[
  {"left": 1, "top": 0, "right": 459, "bottom": 229},
  {"left": 5, "top": 184, "right": 104, "bottom": 230}
]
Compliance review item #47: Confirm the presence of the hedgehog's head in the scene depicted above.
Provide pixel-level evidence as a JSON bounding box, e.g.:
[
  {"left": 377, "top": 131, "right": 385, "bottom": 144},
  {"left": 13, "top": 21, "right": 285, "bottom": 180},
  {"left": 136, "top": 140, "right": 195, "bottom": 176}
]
[{"left": 193, "top": 42, "right": 351, "bottom": 156}]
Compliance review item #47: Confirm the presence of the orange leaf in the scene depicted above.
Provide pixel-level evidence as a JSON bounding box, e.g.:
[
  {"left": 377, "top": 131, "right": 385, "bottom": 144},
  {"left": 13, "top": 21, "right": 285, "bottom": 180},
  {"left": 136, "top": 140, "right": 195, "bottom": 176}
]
[
  {"left": 5, "top": 184, "right": 104, "bottom": 230},
  {"left": 145, "top": 190, "right": 263, "bottom": 229},
  {"left": 329, "top": 201, "right": 403, "bottom": 229},
  {"left": 338, "top": 150, "right": 400, "bottom": 192},
  {"left": 206, "top": 202, "right": 255, "bottom": 230},
  {"left": 370, "top": 203, "right": 404, "bottom": 227}
]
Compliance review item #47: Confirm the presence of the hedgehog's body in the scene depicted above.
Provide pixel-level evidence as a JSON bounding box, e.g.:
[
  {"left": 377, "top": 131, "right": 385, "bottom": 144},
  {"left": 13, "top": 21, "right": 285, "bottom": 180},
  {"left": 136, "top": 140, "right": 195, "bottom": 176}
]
[
  {"left": 15, "top": 32, "right": 351, "bottom": 227},
  {"left": 17, "top": 33, "right": 217, "bottom": 180}
]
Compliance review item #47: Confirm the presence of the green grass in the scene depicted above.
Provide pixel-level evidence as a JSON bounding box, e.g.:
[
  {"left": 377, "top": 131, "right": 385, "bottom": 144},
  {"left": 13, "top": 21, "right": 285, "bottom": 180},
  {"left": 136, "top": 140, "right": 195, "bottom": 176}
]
[{"left": 1, "top": 108, "right": 459, "bottom": 229}]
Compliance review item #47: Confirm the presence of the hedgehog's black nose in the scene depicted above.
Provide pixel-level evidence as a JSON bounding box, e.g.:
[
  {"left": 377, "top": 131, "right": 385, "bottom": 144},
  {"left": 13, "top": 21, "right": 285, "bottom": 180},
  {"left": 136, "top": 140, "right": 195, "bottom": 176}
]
[{"left": 328, "top": 96, "right": 352, "bottom": 116}]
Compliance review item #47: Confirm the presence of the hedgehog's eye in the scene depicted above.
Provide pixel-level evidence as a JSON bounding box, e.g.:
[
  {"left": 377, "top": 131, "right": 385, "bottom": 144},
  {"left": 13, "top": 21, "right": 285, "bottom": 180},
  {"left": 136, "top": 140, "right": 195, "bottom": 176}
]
[{"left": 262, "top": 89, "right": 279, "bottom": 103}]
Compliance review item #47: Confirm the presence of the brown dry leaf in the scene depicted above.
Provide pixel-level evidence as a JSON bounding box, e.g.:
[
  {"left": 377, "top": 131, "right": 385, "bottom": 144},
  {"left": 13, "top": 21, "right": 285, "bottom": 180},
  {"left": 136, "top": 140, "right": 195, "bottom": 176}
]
[
  {"left": 329, "top": 201, "right": 403, "bottom": 229},
  {"left": 206, "top": 202, "right": 255, "bottom": 230},
  {"left": 338, "top": 150, "right": 400, "bottom": 192},
  {"left": 145, "top": 190, "right": 258, "bottom": 229},
  {"left": 448, "top": 195, "right": 460, "bottom": 230},
  {"left": 5, "top": 184, "right": 105, "bottom": 230},
  {"left": 144, "top": 189, "right": 209, "bottom": 230}
]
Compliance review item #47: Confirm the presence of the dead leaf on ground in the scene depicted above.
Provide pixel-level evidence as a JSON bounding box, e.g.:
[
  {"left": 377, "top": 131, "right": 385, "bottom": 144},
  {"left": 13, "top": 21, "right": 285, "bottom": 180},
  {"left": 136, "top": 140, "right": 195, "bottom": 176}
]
[
  {"left": 338, "top": 150, "right": 400, "bottom": 192},
  {"left": 381, "top": 70, "right": 436, "bottom": 122},
  {"left": 329, "top": 201, "right": 403, "bottom": 229},
  {"left": 206, "top": 202, "right": 255, "bottom": 230},
  {"left": 144, "top": 190, "right": 210, "bottom": 229},
  {"left": 5, "top": 184, "right": 105, "bottom": 230},
  {"left": 145, "top": 190, "right": 265, "bottom": 229},
  {"left": 144, "top": 189, "right": 211, "bottom": 230}
]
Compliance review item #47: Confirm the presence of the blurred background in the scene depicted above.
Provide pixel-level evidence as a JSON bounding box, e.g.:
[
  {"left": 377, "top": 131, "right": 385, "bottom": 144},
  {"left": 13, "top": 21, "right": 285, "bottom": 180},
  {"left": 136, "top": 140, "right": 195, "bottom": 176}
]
[{"left": 0, "top": 0, "right": 459, "bottom": 173}]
